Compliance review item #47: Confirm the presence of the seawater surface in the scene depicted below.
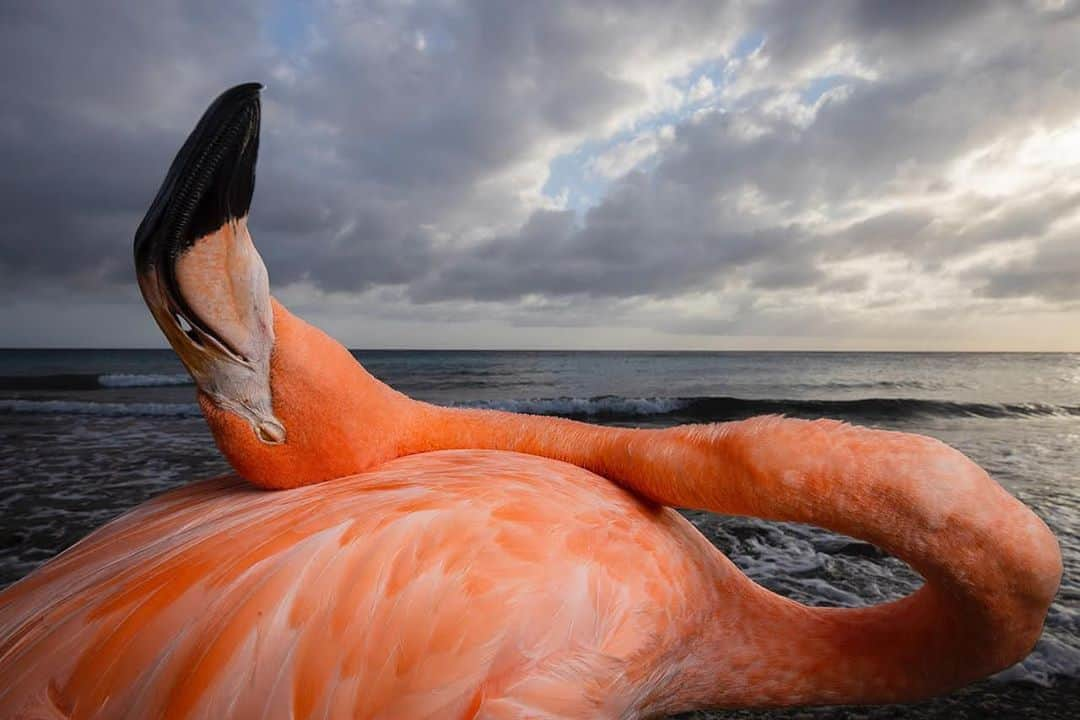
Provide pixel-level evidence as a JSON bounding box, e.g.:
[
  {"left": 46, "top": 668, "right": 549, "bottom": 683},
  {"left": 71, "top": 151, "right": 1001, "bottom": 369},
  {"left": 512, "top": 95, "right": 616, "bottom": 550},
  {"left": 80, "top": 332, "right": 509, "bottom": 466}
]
[{"left": 1, "top": 349, "right": 1078, "bottom": 714}]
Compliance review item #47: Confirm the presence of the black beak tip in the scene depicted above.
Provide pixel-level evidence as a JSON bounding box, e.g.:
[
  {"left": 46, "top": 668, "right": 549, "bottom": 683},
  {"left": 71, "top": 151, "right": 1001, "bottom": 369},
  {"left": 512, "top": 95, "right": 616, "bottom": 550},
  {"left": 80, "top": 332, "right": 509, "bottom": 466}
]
[
  {"left": 217, "top": 82, "right": 264, "bottom": 105},
  {"left": 232, "top": 82, "right": 263, "bottom": 95},
  {"left": 135, "top": 83, "right": 265, "bottom": 273}
]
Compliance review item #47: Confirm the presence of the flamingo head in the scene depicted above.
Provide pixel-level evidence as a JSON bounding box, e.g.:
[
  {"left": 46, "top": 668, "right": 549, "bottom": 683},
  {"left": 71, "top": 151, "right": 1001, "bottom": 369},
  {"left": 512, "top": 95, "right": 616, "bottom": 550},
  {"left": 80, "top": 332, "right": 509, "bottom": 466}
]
[
  {"left": 134, "top": 84, "right": 415, "bottom": 489},
  {"left": 134, "top": 83, "right": 286, "bottom": 447}
]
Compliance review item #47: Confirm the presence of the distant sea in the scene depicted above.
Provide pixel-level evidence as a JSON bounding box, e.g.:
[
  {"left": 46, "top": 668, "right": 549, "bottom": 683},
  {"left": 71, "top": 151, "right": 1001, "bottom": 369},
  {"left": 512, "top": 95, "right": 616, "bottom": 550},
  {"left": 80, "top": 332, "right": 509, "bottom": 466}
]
[{"left": 1, "top": 349, "right": 1078, "bottom": 716}]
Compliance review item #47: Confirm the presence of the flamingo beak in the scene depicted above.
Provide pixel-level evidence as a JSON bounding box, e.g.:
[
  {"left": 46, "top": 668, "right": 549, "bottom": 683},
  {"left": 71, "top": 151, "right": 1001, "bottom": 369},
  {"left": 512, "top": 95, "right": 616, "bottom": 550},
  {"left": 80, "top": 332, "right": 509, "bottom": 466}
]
[{"left": 134, "top": 83, "right": 285, "bottom": 445}]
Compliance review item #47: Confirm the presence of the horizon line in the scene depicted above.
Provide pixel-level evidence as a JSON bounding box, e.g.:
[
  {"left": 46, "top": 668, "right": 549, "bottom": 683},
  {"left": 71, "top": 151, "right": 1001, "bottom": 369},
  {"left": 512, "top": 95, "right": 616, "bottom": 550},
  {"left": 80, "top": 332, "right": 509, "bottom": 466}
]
[{"left": 1, "top": 347, "right": 1077, "bottom": 354}]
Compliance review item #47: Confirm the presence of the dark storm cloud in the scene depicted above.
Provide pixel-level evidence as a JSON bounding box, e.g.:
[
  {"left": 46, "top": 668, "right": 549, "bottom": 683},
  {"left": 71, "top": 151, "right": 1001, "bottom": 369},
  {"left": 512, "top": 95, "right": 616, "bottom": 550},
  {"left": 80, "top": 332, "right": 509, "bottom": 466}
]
[
  {"left": 0, "top": 1, "right": 742, "bottom": 299},
  {"left": 0, "top": 0, "right": 266, "bottom": 295},
  {"left": 247, "top": 0, "right": 742, "bottom": 293},
  {"left": 408, "top": 177, "right": 806, "bottom": 303},
  {"left": 1, "top": 1, "right": 1079, "bottom": 346}
]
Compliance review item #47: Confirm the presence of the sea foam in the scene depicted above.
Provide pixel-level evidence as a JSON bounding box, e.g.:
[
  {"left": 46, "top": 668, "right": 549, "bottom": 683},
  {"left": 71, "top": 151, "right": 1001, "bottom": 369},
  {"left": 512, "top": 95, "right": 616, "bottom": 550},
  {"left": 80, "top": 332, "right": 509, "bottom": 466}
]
[
  {"left": 97, "top": 373, "right": 192, "bottom": 388},
  {"left": 0, "top": 399, "right": 201, "bottom": 417}
]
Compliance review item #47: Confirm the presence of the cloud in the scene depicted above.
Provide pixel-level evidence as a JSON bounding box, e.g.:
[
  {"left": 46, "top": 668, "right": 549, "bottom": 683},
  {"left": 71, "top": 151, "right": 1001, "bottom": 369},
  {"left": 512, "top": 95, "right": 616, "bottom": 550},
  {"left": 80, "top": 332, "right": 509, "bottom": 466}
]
[
  {"left": 1, "top": 1, "right": 1079, "bottom": 348},
  {"left": 976, "top": 226, "right": 1080, "bottom": 302},
  {"left": 587, "top": 126, "right": 673, "bottom": 180},
  {"left": 0, "top": 0, "right": 268, "bottom": 296},
  {"left": 406, "top": 0, "right": 1080, "bottom": 348}
]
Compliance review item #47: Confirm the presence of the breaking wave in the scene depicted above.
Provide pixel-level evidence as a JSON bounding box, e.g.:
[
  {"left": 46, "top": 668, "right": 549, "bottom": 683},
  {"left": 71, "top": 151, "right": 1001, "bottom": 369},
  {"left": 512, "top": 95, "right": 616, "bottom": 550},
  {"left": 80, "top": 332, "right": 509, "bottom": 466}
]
[
  {"left": 0, "top": 373, "right": 192, "bottom": 390},
  {"left": 0, "top": 399, "right": 201, "bottom": 417},
  {"left": 97, "top": 373, "right": 192, "bottom": 388},
  {"left": 463, "top": 395, "right": 1080, "bottom": 422},
  {"left": 3, "top": 393, "right": 1078, "bottom": 422}
]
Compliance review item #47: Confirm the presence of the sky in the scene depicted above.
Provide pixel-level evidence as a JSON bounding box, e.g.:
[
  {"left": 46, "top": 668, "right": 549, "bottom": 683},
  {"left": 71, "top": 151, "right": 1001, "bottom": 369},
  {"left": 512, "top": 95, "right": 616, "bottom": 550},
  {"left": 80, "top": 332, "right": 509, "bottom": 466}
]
[{"left": 1, "top": 1, "right": 1079, "bottom": 351}]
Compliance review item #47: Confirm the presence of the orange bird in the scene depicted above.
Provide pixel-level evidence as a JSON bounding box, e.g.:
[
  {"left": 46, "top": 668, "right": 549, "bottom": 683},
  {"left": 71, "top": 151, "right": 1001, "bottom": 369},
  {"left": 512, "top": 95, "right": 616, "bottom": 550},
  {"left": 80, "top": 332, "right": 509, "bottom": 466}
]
[{"left": 0, "top": 85, "right": 1062, "bottom": 719}]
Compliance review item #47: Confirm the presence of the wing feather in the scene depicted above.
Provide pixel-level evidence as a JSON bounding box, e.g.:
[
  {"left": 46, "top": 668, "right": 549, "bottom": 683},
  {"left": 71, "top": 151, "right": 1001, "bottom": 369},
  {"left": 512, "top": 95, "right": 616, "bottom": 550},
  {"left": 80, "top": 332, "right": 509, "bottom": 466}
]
[{"left": 0, "top": 450, "right": 725, "bottom": 719}]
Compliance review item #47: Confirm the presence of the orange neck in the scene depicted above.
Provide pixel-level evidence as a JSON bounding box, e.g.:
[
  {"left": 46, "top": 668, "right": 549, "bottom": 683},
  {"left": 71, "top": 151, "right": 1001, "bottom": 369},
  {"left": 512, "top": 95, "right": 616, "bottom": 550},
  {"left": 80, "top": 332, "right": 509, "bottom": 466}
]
[
  {"left": 402, "top": 409, "right": 1059, "bottom": 708},
  {"left": 203, "top": 299, "right": 642, "bottom": 490},
  {"left": 200, "top": 300, "right": 1059, "bottom": 709},
  {"left": 199, "top": 299, "right": 417, "bottom": 489}
]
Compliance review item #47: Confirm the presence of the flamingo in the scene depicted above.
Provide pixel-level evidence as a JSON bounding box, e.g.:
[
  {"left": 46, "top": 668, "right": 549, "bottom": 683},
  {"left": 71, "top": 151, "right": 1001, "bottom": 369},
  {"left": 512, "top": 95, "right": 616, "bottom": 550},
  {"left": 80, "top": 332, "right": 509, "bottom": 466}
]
[{"left": 0, "top": 84, "right": 1061, "bottom": 719}]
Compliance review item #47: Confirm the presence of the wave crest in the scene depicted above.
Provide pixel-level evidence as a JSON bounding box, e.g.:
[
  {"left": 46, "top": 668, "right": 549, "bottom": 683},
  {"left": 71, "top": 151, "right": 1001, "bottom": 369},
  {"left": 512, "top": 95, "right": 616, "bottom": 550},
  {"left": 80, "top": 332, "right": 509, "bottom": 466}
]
[
  {"left": 0, "top": 373, "right": 192, "bottom": 390},
  {"left": 0, "top": 399, "right": 201, "bottom": 417},
  {"left": 462, "top": 395, "right": 1080, "bottom": 422},
  {"left": 98, "top": 373, "right": 192, "bottom": 388},
  {"left": 462, "top": 396, "right": 686, "bottom": 417},
  {"left": 3, "top": 394, "right": 1077, "bottom": 421}
]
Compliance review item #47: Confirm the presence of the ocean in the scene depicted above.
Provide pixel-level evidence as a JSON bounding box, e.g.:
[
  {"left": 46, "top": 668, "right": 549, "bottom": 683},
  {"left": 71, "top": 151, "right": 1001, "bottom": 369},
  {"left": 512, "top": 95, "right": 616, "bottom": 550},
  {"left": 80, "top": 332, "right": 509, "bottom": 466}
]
[{"left": 1, "top": 349, "right": 1078, "bottom": 716}]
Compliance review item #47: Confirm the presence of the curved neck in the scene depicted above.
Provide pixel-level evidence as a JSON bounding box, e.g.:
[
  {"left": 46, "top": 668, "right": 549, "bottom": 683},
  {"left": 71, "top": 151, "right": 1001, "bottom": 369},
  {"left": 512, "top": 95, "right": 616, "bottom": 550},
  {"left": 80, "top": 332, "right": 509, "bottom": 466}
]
[
  {"left": 399, "top": 406, "right": 1061, "bottom": 708},
  {"left": 202, "top": 307, "right": 1059, "bottom": 707}
]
